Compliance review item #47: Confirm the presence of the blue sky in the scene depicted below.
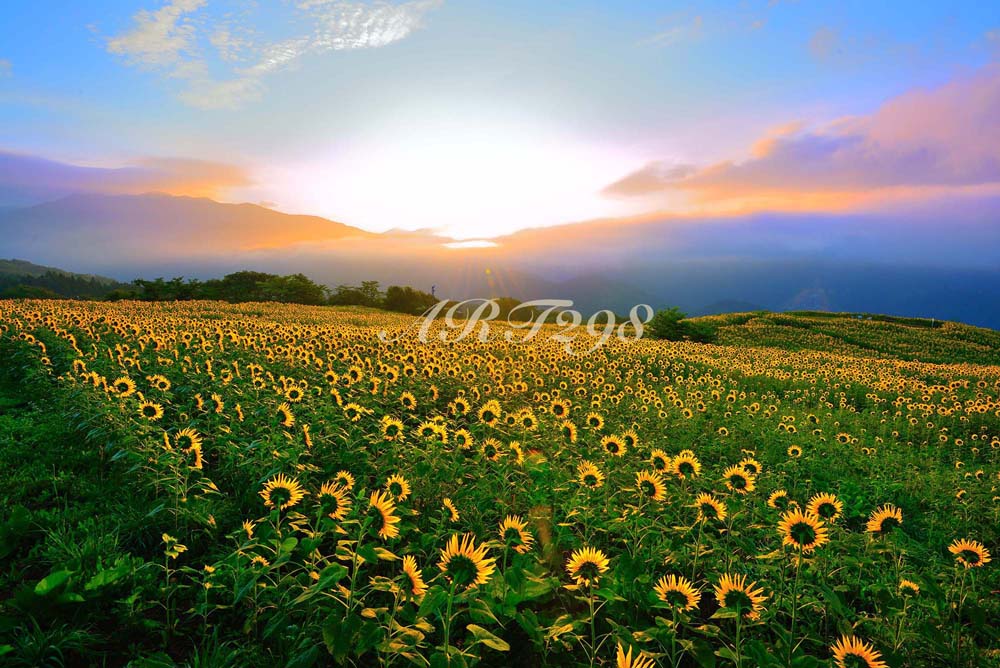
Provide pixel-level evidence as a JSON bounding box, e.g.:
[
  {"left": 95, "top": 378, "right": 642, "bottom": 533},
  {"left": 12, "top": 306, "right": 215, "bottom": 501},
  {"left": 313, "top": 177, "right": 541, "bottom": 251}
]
[{"left": 1, "top": 1, "right": 998, "bottom": 237}]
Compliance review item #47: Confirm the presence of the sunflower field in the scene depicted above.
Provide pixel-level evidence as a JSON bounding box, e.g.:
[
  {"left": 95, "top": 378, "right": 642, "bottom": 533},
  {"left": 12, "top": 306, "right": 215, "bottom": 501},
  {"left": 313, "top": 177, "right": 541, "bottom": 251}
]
[{"left": 0, "top": 299, "right": 998, "bottom": 668}]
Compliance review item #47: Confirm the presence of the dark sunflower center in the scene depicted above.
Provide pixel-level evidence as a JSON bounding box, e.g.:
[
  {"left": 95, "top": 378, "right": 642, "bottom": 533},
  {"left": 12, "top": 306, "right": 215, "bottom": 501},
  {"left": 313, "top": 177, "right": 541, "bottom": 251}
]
[
  {"left": 679, "top": 462, "right": 694, "bottom": 475},
  {"left": 446, "top": 555, "right": 476, "bottom": 586},
  {"left": 640, "top": 481, "right": 657, "bottom": 496},
  {"left": 730, "top": 475, "right": 747, "bottom": 489},
  {"left": 503, "top": 528, "right": 522, "bottom": 544},
  {"left": 960, "top": 550, "right": 980, "bottom": 564},
  {"left": 722, "top": 589, "right": 753, "bottom": 611},
  {"left": 790, "top": 522, "right": 816, "bottom": 545},
  {"left": 773, "top": 496, "right": 789, "bottom": 510},
  {"left": 270, "top": 488, "right": 292, "bottom": 507},
  {"left": 575, "top": 561, "right": 602, "bottom": 581},
  {"left": 320, "top": 494, "right": 340, "bottom": 513},
  {"left": 817, "top": 503, "right": 837, "bottom": 518},
  {"left": 664, "top": 589, "right": 690, "bottom": 608},
  {"left": 653, "top": 458, "right": 667, "bottom": 470},
  {"left": 583, "top": 474, "right": 598, "bottom": 486},
  {"left": 878, "top": 517, "right": 900, "bottom": 531},
  {"left": 389, "top": 483, "right": 403, "bottom": 496},
  {"left": 607, "top": 443, "right": 619, "bottom": 453},
  {"left": 841, "top": 654, "right": 870, "bottom": 668},
  {"left": 700, "top": 504, "right": 719, "bottom": 520},
  {"left": 482, "top": 410, "right": 495, "bottom": 422}
]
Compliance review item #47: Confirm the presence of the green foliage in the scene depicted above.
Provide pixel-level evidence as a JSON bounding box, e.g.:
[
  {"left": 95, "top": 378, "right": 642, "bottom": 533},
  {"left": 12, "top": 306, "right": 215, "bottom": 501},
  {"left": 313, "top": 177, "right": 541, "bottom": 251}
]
[{"left": 648, "top": 306, "right": 718, "bottom": 343}]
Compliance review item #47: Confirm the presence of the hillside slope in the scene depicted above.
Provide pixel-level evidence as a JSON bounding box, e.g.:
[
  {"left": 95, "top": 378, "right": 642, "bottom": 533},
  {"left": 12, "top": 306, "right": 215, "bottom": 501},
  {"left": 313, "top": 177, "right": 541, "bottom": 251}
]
[{"left": 695, "top": 310, "right": 1000, "bottom": 365}]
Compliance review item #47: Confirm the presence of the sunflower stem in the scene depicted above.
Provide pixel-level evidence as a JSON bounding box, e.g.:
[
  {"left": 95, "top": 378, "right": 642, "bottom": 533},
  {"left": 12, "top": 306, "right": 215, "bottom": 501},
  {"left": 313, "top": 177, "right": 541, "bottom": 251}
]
[
  {"left": 787, "top": 549, "right": 802, "bottom": 668},
  {"left": 443, "top": 579, "right": 457, "bottom": 667}
]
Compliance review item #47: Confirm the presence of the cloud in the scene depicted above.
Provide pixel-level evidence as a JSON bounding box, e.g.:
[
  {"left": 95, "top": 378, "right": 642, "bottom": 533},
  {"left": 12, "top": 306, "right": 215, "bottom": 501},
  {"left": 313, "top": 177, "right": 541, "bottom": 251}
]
[
  {"left": 642, "top": 15, "right": 704, "bottom": 47},
  {"left": 602, "top": 65, "right": 1000, "bottom": 209},
  {"left": 0, "top": 59, "right": 11, "bottom": 77},
  {"left": 106, "top": 0, "right": 441, "bottom": 110},
  {"left": 0, "top": 150, "right": 252, "bottom": 205},
  {"left": 602, "top": 162, "right": 696, "bottom": 198},
  {"left": 107, "top": 0, "right": 205, "bottom": 67},
  {"left": 808, "top": 27, "right": 840, "bottom": 61}
]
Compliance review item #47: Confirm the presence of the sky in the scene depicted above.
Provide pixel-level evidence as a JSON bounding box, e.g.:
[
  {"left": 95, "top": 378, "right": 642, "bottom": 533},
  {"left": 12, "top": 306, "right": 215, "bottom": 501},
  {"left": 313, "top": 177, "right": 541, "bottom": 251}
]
[{"left": 1, "top": 0, "right": 998, "bottom": 239}]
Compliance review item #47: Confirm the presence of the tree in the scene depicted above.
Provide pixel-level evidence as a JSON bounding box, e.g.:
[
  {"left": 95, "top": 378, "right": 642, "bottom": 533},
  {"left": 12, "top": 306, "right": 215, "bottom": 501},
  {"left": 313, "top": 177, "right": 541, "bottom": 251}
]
[
  {"left": 647, "top": 306, "right": 717, "bottom": 343},
  {"left": 384, "top": 285, "right": 438, "bottom": 314}
]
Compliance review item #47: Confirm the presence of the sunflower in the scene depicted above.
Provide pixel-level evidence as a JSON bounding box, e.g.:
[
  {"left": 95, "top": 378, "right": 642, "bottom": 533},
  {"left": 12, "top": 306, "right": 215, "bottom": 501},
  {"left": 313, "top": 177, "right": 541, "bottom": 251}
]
[
  {"left": 437, "top": 534, "right": 495, "bottom": 589},
  {"left": 767, "top": 489, "right": 792, "bottom": 511},
  {"left": 453, "top": 429, "right": 473, "bottom": 450},
  {"left": 499, "top": 515, "right": 534, "bottom": 554},
  {"left": 739, "top": 457, "right": 763, "bottom": 476},
  {"left": 478, "top": 400, "right": 502, "bottom": 427},
  {"left": 787, "top": 445, "right": 802, "bottom": 458},
  {"left": 369, "top": 490, "right": 402, "bottom": 540},
  {"left": 830, "top": 636, "right": 888, "bottom": 668},
  {"left": 334, "top": 470, "right": 356, "bottom": 490},
  {"left": 112, "top": 376, "right": 136, "bottom": 397},
  {"left": 898, "top": 579, "right": 920, "bottom": 596},
  {"left": 866, "top": 504, "right": 903, "bottom": 535},
  {"left": 380, "top": 416, "right": 405, "bottom": 441},
  {"left": 443, "top": 497, "right": 460, "bottom": 522},
  {"left": 777, "top": 509, "right": 829, "bottom": 552},
  {"left": 635, "top": 471, "right": 667, "bottom": 502},
  {"left": 694, "top": 493, "right": 727, "bottom": 522},
  {"left": 585, "top": 412, "right": 605, "bottom": 430},
  {"left": 343, "top": 402, "right": 365, "bottom": 422},
  {"left": 401, "top": 555, "right": 427, "bottom": 597},
  {"left": 713, "top": 573, "right": 767, "bottom": 620},
  {"left": 550, "top": 398, "right": 571, "bottom": 419},
  {"left": 622, "top": 429, "right": 639, "bottom": 450},
  {"left": 722, "top": 465, "right": 756, "bottom": 494},
  {"left": 139, "top": 400, "right": 164, "bottom": 421},
  {"left": 260, "top": 473, "right": 307, "bottom": 511},
  {"left": 602, "top": 435, "right": 627, "bottom": 457},
  {"left": 284, "top": 385, "right": 304, "bottom": 403},
  {"left": 650, "top": 449, "right": 672, "bottom": 472},
  {"left": 276, "top": 402, "right": 295, "bottom": 428},
  {"left": 450, "top": 396, "right": 469, "bottom": 415},
  {"left": 400, "top": 392, "right": 417, "bottom": 411},
  {"left": 317, "top": 481, "right": 351, "bottom": 520},
  {"left": 566, "top": 547, "right": 610, "bottom": 586},
  {"left": 480, "top": 437, "right": 504, "bottom": 461},
  {"left": 615, "top": 643, "right": 655, "bottom": 668},
  {"left": 175, "top": 428, "right": 204, "bottom": 469},
  {"left": 385, "top": 474, "right": 411, "bottom": 502},
  {"left": 561, "top": 420, "right": 578, "bottom": 443},
  {"left": 673, "top": 451, "right": 702, "bottom": 479},
  {"left": 806, "top": 493, "right": 843, "bottom": 522},
  {"left": 577, "top": 461, "right": 606, "bottom": 489},
  {"left": 653, "top": 574, "right": 701, "bottom": 612},
  {"left": 948, "top": 538, "right": 991, "bottom": 568}
]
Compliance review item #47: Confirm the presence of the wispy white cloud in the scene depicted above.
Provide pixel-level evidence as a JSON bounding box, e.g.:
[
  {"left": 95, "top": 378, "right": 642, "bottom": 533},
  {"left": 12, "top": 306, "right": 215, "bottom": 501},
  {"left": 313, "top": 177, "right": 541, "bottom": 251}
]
[
  {"left": 0, "top": 59, "right": 11, "bottom": 78},
  {"left": 106, "top": 0, "right": 205, "bottom": 67},
  {"left": 106, "top": 0, "right": 441, "bottom": 110}
]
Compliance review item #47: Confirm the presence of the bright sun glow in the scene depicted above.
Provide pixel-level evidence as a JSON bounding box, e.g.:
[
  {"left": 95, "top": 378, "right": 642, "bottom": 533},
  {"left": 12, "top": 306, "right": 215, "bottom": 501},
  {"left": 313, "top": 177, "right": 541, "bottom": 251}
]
[{"left": 250, "top": 122, "right": 641, "bottom": 239}]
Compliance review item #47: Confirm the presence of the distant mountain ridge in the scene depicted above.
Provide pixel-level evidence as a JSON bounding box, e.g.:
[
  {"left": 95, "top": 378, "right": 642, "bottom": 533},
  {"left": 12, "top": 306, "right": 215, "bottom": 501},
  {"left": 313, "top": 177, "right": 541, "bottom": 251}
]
[
  {"left": 0, "top": 258, "right": 120, "bottom": 285},
  {"left": 0, "top": 192, "right": 373, "bottom": 263}
]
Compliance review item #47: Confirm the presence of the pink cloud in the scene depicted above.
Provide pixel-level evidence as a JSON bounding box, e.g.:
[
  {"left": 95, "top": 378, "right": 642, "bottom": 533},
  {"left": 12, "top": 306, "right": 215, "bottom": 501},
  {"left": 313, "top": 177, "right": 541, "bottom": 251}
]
[{"left": 603, "top": 65, "right": 1000, "bottom": 203}]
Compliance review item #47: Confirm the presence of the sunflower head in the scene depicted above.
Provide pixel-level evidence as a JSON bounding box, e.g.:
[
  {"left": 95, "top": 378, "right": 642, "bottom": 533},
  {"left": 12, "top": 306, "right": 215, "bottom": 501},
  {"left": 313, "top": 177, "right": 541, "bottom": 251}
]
[
  {"left": 385, "top": 474, "right": 411, "bottom": 502},
  {"left": 830, "top": 635, "right": 888, "bottom": 668},
  {"left": 694, "top": 493, "right": 727, "bottom": 523},
  {"left": 804, "top": 493, "right": 841, "bottom": 523},
  {"left": 317, "top": 481, "right": 351, "bottom": 521},
  {"left": 369, "top": 490, "right": 401, "bottom": 540},
  {"left": 948, "top": 538, "right": 991, "bottom": 568},
  {"left": 634, "top": 471, "right": 667, "bottom": 502},
  {"left": 566, "top": 547, "right": 610, "bottom": 587},
  {"left": 260, "top": 473, "right": 307, "bottom": 511},
  {"left": 777, "top": 509, "right": 829, "bottom": 552},
  {"left": 401, "top": 555, "right": 427, "bottom": 598},
  {"left": 653, "top": 574, "right": 701, "bottom": 612},
  {"left": 713, "top": 573, "right": 768, "bottom": 620},
  {"left": 866, "top": 504, "right": 903, "bottom": 535},
  {"left": 722, "top": 465, "right": 756, "bottom": 494},
  {"left": 438, "top": 534, "right": 495, "bottom": 589},
  {"left": 577, "top": 461, "right": 605, "bottom": 489},
  {"left": 498, "top": 515, "right": 534, "bottom": 554}
]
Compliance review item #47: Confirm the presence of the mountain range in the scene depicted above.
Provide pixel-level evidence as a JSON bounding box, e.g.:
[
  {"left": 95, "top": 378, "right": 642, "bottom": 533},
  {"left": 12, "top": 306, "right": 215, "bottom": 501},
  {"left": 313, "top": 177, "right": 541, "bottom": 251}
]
[{"left": 1, "top": 191, "right": 999, "bottom": 328}]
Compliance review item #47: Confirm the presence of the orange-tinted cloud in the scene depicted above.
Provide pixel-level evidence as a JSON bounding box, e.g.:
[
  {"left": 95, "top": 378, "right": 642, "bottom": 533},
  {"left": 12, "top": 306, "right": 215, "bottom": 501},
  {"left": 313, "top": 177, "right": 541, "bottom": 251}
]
[{"left": 603, "top": 64, "right": 1000, "bottom": 211}]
